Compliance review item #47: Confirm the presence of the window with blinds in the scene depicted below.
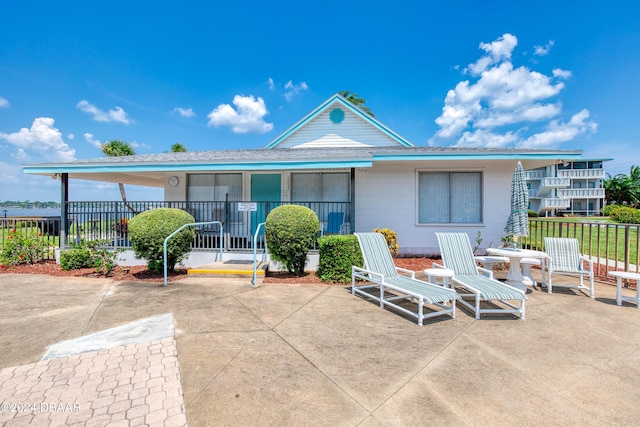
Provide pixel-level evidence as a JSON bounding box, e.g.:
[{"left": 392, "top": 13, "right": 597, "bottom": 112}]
[
  {"left": 291, "top": 173, "right": 350, "bottom": 202},
  {"left": 188, "top": 174, "right": 242, "bottom": 201},
  {"left": 418, "top": 172, "right": 482, "bottom": 224}
]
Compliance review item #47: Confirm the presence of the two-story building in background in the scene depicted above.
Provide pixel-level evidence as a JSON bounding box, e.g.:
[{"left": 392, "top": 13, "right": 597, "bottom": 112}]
[{"left": 526, "top": 159, "right": 611, "bottom": 217}]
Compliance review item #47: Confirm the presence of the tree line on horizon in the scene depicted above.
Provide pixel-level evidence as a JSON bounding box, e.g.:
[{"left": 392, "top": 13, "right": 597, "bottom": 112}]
[{"left": 0, "top": 201, "right": 61, "bottom": 208}]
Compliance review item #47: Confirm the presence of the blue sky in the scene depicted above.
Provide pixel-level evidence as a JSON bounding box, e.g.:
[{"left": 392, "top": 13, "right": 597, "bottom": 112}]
[{"left": 1, "top": 1, "right": 638, "bottom": 202}]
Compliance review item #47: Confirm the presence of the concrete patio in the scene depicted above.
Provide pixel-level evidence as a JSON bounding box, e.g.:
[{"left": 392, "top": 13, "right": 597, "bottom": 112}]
[{"left": 0, "top": 270, "right": 639, "bottom": 426}]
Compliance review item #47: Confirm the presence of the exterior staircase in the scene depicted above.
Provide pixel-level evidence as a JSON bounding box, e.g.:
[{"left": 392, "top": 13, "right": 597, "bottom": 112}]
[{"left": 188, "top": 259, "right": 267, "bottom": 281}]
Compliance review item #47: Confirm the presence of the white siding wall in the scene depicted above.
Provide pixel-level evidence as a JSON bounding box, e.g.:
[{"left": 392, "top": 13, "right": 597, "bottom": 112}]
[
  {"left": 164, "top": 172, "right": 187, "bottom": 201},
  {"left": 354, "top": 161, "right": 514, "bottom": 255},
  {"left": 276, "top": 101, "right": 404, "bottom": 148}
]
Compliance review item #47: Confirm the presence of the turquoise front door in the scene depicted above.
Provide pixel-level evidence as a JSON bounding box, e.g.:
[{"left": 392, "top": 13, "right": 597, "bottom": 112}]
[{"left": 251, "top": 174, "right": 281, "bottom": 235}]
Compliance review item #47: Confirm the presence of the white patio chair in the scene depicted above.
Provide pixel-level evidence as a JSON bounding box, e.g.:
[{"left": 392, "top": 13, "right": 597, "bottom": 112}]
[
  {"left": 352, "top": 232, "right": 460, "bottom": 325},
  {"left": 543, "top": 237, "right": 594, "bottom": 298},
  {"left": 435, "top": 232, "right": 527, "bottom": 320}
]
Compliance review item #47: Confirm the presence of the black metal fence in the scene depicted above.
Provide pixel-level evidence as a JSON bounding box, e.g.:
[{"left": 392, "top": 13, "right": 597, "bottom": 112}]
[
  {"left": 0, "top": 216, "right": 61, "bottom": 260},
  {"left": 64, "top": 200, "right": 352, "bottom": 251},
  {"left": 525, "top": 218, "right": 640, "bottom": 277},
  {"left": 6, "top": 210, "right": 635, "bottom": 281}
]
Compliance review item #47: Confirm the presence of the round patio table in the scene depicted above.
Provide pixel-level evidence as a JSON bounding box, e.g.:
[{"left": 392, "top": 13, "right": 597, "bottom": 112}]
[{"left": 485, "top": 247, "right": 548, "bottom": 292}]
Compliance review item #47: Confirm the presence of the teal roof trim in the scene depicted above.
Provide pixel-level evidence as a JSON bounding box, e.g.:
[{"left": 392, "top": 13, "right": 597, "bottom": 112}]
[
  {"left": 264, "top": 94, "right": 413, "bottom": 148},
  {"left": 373, "top": 152, "right": 583, "bottom": 161},
  {"left": 23, "top": 160, "right": 373, "bottom": 174}
]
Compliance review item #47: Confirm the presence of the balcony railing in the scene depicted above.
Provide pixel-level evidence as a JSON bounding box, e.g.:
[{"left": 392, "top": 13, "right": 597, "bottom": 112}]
[
  {"left": 539, "top": 198, "right": 571, "bottom": 209},
  {"left": 64, "top": 201, "right": 352, "bottom": 252},
  {"left": 524, "top": 170, "right": 546, "bottom": 179},
  {"left": 540, "top": 177, "right": 570, "bottom": 188},
  {"left": 525, "top": 219, "right": 640, "bottom": 278},
  {"left": 557, "top": 169, "right": 605, "bottom": 179},
  {"left": 557, "top": 188, "right": 606, "bottom": 199}
]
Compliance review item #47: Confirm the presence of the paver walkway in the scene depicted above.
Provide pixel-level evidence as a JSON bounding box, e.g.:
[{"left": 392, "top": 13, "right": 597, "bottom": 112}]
[{"left": 0, "top": 337, "right": 187, "bottom": 426}]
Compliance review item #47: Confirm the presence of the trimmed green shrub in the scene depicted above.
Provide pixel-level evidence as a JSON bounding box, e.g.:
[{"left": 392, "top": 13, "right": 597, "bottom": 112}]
[
  {"left": 265, "top": 205, "right": 319, "bottom": 274},
  {"left": 128, "top": 208, "right": 195, "bottom": 274},
  {"left": 603, "top": 204, "right": 625, "bottom": 217},
  {"left": 372, "top": 228, "right": 399, "bottom": 257},
  {"left": 59, "top": 240, "right": 120, "bottom": 275},
  {"left": 527, "top": 209, "right": 539, "bottom": 217},
  {"left": 607, "top": 205, "right": 640, "bottom": 224},
  {"left": 60, "top": 247, "right": 94, "bottom": 270},
  {"left": 317, "top": 235, "right": 363, "bottom": 283}
]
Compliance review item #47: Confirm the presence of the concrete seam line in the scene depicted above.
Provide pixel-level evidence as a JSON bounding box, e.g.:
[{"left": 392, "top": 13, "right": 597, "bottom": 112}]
[
  {"left": 184, "top": 346, "right": 245, "bottom": 408},
  {"left": 271, "top": 286, "right": 332, "bottom": 330},
  {"left": 81, "top": 279, "right": 115, "bottom": 336},
  {"left": 371, "top": 320, "right": 477, "bottom": 422},
  {"left": 268, "top": 287, "right": 373, "bottom": 414}
]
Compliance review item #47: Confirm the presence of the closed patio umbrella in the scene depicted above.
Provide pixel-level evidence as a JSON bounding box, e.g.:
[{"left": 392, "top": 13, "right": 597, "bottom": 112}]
[{"left": 504, "top": 161, "right": 529, "bottom": 247}]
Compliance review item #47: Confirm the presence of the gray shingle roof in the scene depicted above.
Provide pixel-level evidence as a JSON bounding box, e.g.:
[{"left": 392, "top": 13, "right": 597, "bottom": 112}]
[{"left": 27, "top": 146, "right": 580, "bottom": 167}]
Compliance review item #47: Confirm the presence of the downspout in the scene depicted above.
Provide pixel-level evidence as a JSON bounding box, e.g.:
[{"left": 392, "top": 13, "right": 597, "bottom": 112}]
[{"left": 60, "top": 173, "right": 68, "bottom": 248}]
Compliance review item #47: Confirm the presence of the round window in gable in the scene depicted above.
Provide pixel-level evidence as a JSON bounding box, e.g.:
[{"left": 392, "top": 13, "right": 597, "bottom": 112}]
[{"left": 329, "top": 108, "right": 345, "bottom": 124}]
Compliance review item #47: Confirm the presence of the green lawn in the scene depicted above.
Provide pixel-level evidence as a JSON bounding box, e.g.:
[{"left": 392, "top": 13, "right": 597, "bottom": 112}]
[{"left": 526, "top": 218, "right": 639, "bottom": 266}]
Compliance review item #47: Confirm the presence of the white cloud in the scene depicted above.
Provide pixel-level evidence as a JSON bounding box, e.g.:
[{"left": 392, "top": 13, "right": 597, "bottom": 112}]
[
  {"left": 67, "top": 133, "right": 75, "bottom": 140},
  {"left": 76, "top": 100, "right": 132, "bottom": 124},
  {"left": 534, "top": 40, "right": 555, "bottom": 56},
  {"left": 268, "top": 78, "right": 309, "bottom": 101},
  {"left": 0, "top": 117, "right": 76, "bottom": 162},
  {"left": 553, "top": 68, "right": 572, "bottom": 79},
  {"left": 172, "top": 107, "right": 196, "bottom": 118},
  {"left": 0, "top": 97, "right": 9, "bottom": 108},
  {"left": 0, "top": 161, "right": 21, "bottom": 185},
  {"left": 432, "top": 34, "right": 596, "bottom": 149},
  {"left": 84, "top": 132, "right": 102, "bottom": 149},
  {"left": 207, "top": 95, "right": 274, "bottom": 134},
  {"left": 455, "top": 129, "right": 520, "bottom": 148},
  {"left": 466, "top": 33, "right": 518, "bottom": 75},
  {"left": 519, "top": 109, "right": 598, "bottom": 148},
  {"left": 284, "top": 81, "right": 309, "bottom": 102},
  {"left": 130, "top": 140, "right": 151, "bottom": 150},
  {"left": 475, "top": 103, "right": 562, "bottom": 128}
]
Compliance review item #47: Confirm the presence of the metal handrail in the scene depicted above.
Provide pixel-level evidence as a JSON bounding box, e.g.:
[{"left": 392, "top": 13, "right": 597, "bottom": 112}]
[
  {"left": 163, "top": 221, "right": 223, "bottom": 286},
  {"left": 252, "top": 222, "right": 267, "bottom": 287}
]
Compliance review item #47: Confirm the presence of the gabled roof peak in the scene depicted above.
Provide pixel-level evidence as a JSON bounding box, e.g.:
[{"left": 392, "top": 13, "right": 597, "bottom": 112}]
[{"left": 265, "top": 93, "right": 414, "bottom": 149}]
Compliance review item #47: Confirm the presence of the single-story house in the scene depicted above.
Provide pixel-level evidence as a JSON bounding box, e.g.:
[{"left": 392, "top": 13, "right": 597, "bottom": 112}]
[{"left": 23, "top": 93, "right": 582, "bottom": 265}]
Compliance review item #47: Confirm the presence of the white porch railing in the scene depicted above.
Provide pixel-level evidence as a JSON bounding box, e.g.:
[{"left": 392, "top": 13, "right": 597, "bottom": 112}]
[
  {"left": 557, "top": 188, "right": 606, "bottom": 198},
  {"left": 557, "top": 169, "right": 606, "bottom": 179},
  {"left": 540, "top": 177, "right": 570, "bottom": 188},
  {"left": 540, "top": 198, "right": 571, "bottom": 209},
  {"left": 524, "top": 170, "right": 546, "bottom": 179}
]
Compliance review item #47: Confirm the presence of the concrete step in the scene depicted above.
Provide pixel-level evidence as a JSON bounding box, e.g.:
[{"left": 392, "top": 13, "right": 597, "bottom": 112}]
[{"left": 188, "top": 260, "right": 267, "bottom": 279}]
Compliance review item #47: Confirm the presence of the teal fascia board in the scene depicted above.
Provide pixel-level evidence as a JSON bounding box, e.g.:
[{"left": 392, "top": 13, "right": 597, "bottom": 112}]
[
  {"left": 372, "top": 153, "right": 583, "bottom": 161},
  {"left": 265, "top": 94, "right": 413, "bottom": 148},
  {"left": 23, "top": 160, "right": 373, "bottom": 174}
]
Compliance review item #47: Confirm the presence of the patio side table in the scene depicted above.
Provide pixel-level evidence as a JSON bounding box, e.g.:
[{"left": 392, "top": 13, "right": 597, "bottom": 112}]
[
  {"left": 424, "top": 268, "right": 455, "bottom": 289},
  {"left": 609, "top": 271, "right": 640, "bottom": 308}
]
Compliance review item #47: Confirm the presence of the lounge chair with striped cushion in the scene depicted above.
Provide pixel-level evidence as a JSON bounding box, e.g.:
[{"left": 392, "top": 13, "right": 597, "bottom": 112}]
[
  {"left": 543, "top": 237, "right": 594, "bottom": 298},
  {"left": 352, "top": 233, "right": 460, "bottom": 325},
  {"left": 435, "top": 232, "right": 527, "bottom": 319}
]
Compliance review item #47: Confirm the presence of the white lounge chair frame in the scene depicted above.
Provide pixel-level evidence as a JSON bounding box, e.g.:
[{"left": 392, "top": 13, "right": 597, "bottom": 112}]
[
  {"left": 543, "top": 237, "right": 594, "bottom": 298},
  {"left": 352, "top": 233, "right": 460, "bottom": 325},
  {"left": 435, "top": 232, "right": 527, "bottom": 320}
]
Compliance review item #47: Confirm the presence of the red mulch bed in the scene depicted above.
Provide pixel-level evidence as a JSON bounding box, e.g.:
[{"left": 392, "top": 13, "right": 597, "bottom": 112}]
[
  {"left": 0, "top": 260, "right": 188, "bottom": 283},
  {"left": 263, "top": 257, "right": 438, "bottom": 285},
  {"left": 1, "top": 258, "right": 625, "bottom": 287},
  {"left": 0, "top": 258, "right": 437, "bottom": 285}
]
